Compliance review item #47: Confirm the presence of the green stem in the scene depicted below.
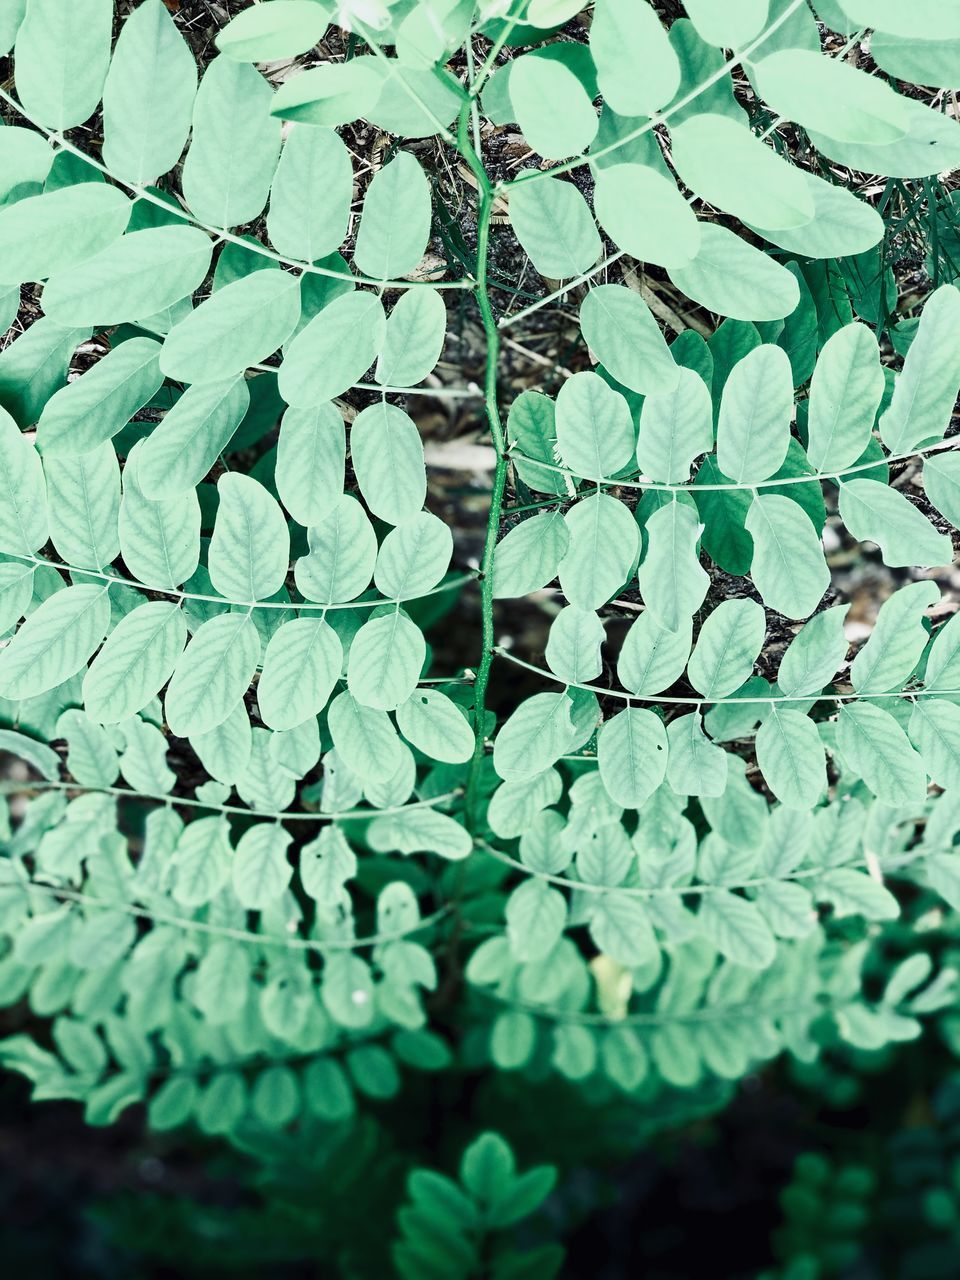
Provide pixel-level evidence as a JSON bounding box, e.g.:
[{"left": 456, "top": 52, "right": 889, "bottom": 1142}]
[{"left": 456, "top": 104, "right": 508, "bottom": 834}]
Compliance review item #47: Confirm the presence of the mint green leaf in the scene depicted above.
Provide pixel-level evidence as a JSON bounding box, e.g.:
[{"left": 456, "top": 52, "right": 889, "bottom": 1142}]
[
  {"left": 299, "top": 825, "right": 355, "bottom": 906},
  {"left": 815, "top": 868, "right": 900, "bottom": 922},
  {"left": 0, "top": 405, "right": 47, "bottom": 555},
  {"left": 682, "top": 0, "right": 768, "bottom": 46},
  {"left": 41, "top": 227, "right": 214, "bottom": 328},
  {"left": 506, "top": 880, "right": 567, "bottom": 962},
  {"left": 375, "top": 288, "right": 447, "bottom": 388},
  {"left": 808, "top": 97, "right": 960, "bottom": 181},
  {"left": 688, "top": 598, "right": 765, "bottom": 699},
  {"left": 509, "top": 176, "right": 601, "bottom": 279},
  {"left": 102, "top": 0, "right": 197, "bottom": 184},
  {"left": 0, "top": 728, "right": 59, "bottom": 780},
  {"left": 351, "top": 403, "right": 426, "bottom": 525},
  {"left": 396, "top": 688, "right": 473, "bottom": 764},
  {"left": 545, "top": 606, "right": 605, "bottom": 683},
  {"left": 258, "top": 616, "right": 342, "bottom": 732},
  {"left": 347, "top": 610, "right": 425, "bottom": 712},
  {"left": 752, "top": 49, "right": 909, "bottom": 145},
  {"left": 279, "top": 291, "right": 386, "bottom": 406},
  {"left": 0, "top": 562, "right": 36, "bottom": 635},
  {"left": 879, "top": 284, "right": 960, "bottom": 454},
  {"left": 597, "top": 708, "right": 668, "bottom": 808},
  {"left": 697, "top": 891, "right": 776, "bottom": 969},
  {"left": 716, "top": 345, "right": 792, "bottom": 483},
  {"left": 777, "top": 604, "right": 850, "bottom": 697},
  {"left": 492, "top": 512, "right": 569, "bottom": 599},
  {"left": 838, "top": 478, "right": 952, "bottom": 568},
  {"left": 750, "top": 172, "right": 884, "bottom": 259},
  {"left": 0, "top": 125, "right": 51, "bottom": 199},
  {"left": 508, "top": 54, "right": 598, "bottom": 160},
  {"left": 0, "top": 184, "right": 129, "bottom": 285},
  {"left": 138, "top": 377, "right": 250, "bottom": 499},
  {"left": 851, "top": 581, "right": 938, "bottom": 694},
  {"left": 835, "top": 0, "right": 960, "bottom": 39},
  {"left": 164, "top": 613, "right": 260, "bottom": 738},
  {"left": 589, "top": 893, "right": 658, "bottom": 967},
  {"left": 208, "top": 474, "right": 290, "bottom": 603},
  {"left": 44, "top": 441, "right": 120, "bottom": 570},
  {"left": 295, "top": 494, "right": 376, "bottom": 603},
  {"left": 594, "top": 163, "right": 700, "bottom": 269},
  {"left": 327, "top": 689, "right": 401, "bottom": 783},
  {"left": 559, "top": 493, "right": 640, "bottom": 611},
  {"left": 266, "top": 125, "right": 352, "bottom": 262},
  {"left": 0, "top": 584, "right": 110, "bottom": 700},
  {"left": 275, "top": 403, "right": 344, "bottom": 529},
  {"left": 556, "top": 371, "right": 634, "bottom": 478},
  {"left": 871, "top": 31, "right": 960, "bottom": 90},
  {"left": 666, "top": 711, "right": 728, "bottom": 798},
  {"left": 374, "top": 512, "right": 453, "bottom": 601},
  {"left": 269, "top": 60, "right": 382, "bottom": 128},
  {"left": 182, "top": 56, "right": 280, "bottom": 229},
  {"left": 507, "top": 390, "right": 567, "bottom": 496},
  {"left": 82, "top": 602, "right": 186, "bottom": 724},
  {"left": 925, "top": 454, "right": 960, "bottom": 530},
  {"left": 13, "top": 0, "right": 112, "bottom": 131},
  {"left": 232, "top": 824, "right": 293, "bottom": 909},
  {"left": 618, "top": 612, "right": 691, "bottom": 696},
  {"left": 217, "top": 0, "right": 329, "bottom": 61},
  {"left": 364, "top": 59, "right": 464, "bottom": 139},
  {"left": 579, "top": 285, "right": 680, "bottom": 395},
  {"left": 493, "top": 692, "right": 576, "bottom": 781},
  {"left": 355, "top": 152, "right": 432, "bottom": 280},
  {"left": 118, "top": 440, "right": 201, "bottom": 590},
  {"left": 837, "top": 701, "right": 927, "bottom": 805},
  {"left": 669, "top": 223, "right": 802, "bottom": 322},
  {"left": 806, "top": 322, "right": 884, "bottom": 472},
  {"left": 160, "top": 270, "right": 300, "bottom": 384},
  {"left": 367, "top": 806, "right": 471, "bottom": 860},
  {"left": 755, "top": 705, "right": 826, "bottom": 809},
  {"left": 36, "top": 338, "right": 162, "bottom": 456},
  {"left": 636, "top": 367, "right": 712, "bottom": 483},
  {"left": 0, "top": 318, "right": 92, "bottom": 428},
  {"left": 638, "top": 500, "right": 709, "bottom": 633},
  {"left": 590, "top": 0, "right": 678, "bottom": 116},
  {"left": 190, "top": 701, "right": 252, "bottom": 785},
  {"left": 909, "top": 698, "right": 960, "bottom": 791},
  {"left": 745, "top": 494, "right": 829, "bottom": 619}
]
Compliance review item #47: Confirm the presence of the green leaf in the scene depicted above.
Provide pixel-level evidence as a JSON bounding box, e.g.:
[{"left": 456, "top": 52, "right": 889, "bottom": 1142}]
[
  {"left": 327, "top": 690, "right": 401, "bottom": 783},
  {"left": 508, "top": 54, "right": 598, "bottom": 160},
  {"left": 0, "top": 562, "right": 36, "bottom": 636},
  {"left": 687, "top": 599, "right": 765, "bottom": 699},
  {"left": 266, "top": 125, "right": 352, "bottom": 262},
  {"left": 347, "top": 610, "right": 426, "bottom": 712},
  {"left": 0, "top": 318, "right": 92, "bottom": 428},
  {"left": 755, "top": 705, "right": 826, "bottom": 809},
  {"left": 0, "top": 184, "right": 129, "bottom": 285},
  {"left": 0, "top": 728, "right": 59, "bottom": 780},
  {"left": 618, "top": 611, "right": 691, "bottom": 696},
  {"left": 871, "top": 31, "right": 960, "bottom": 91},
  {"left": 82, "top": 602, "right": 186, "bottom": 725},
  {"left": 279, "top": 291, "right": 386, "bottom": 406},
  {"left": 925, "top": 453, "right": 960, "bottom": 529},
  {"left": 367, "top": 806, "right": 472, "bottom": 860},
  {"left": 716, "top": 345, "right": 792, "bottom": 483},
  {"left": 36, "top": 338, "right": 163, "bottom": 456},
  {"left": 682, "top": 0, "right": 769, "bottom": 46},
  {"left": 118, "top": 440, "right": 201, "bottom": 590},
  {"left": 0, "top": 405, "right": 47, "bottom": 555},
  {"left": 836, "top": 701, "right": 927, "bottom": 805},
  {"left": 509, "top": 176, "right": 601, "bottom": 279},
  {"left": 190, "top": 701, "right": 252, "bottom": 784},
  {"left": 850, "top": 581, "right": 938, "bottom": 694},
  {"left": 560, "top": 493, "right": 640, "bottom": 612},
  {"left": 590, "top": 0, "right": 678, "bottom": 116},
  {"left": 137, "top": 377, "right": 250, "bottom": 499},
  {"left": 638, "top": 500, "right": 709, "bottom": 633},
  {"left": 879, "top": 284, "right": 960, "bottom": 454},
  {"left": 808, "top": 97, "right": 960, "bottom": 181},
  {"left": 351, "top": 403, "right": 426, "bottom": 525},
  {"left": 555, "top": 371, "right": 634, "bottom": 478},
  {"left": 815, "top": 868, "right": 900, "bottom": 922},
  {"left": 275, "top": 403, "right": 344, "bottom": 529},
  {"left": 838, "top": 479, "right": 952, "bottom": 568},
  {"left": 355, "top": 153, "right": 432, "bottom": 281},
  {"left": 836, "top": 0, "right": 960, "bottom": 39},
  {"left": 101, "top": 0, "right": 198, "bottom": 185},
  {"left": 295, "top": 495, "right": 376, "bottom": 603},
  {"left": 376, "top": 288, "right": 448, "bottom": 388},
  {"left": 777, "top": 604, "right": 850, "bottom": 697},
  {"left": 374, "top": 512, "right": 453, "bottom": 601},
  {"left": 806, "top": 322, "right": 884, "bottom": 472},
  {"left": 182, "top": 56, "right": 280, "bottom": 229},
  {"left": 589, "top": 893, "right": 658, "bottom": 967},
  {"left": 59, "top": 709, "right": 119, "bottom": 785},
  {"left": 258, "top": 616, "right": 341, "bottom": 732},
  {"left": 750, "top": 171, "right": 884, "bottom": 260},
  {"left": 395, "top": 688, "right": 474, "bottom": 764},
  {"left": 160, "top": 270, "right": 300, "bottom": 384},
  {"left": 0, "top": 584, "right": 110, "bottom": 700},
  {"left": 208, "top": 474, "right": 290, "bottom": 603},
  {"left": 41, "top": 227, "right": 214, "bottom": 328},
  {"left": 44, "top": 441, "right": 120, "bottom": 570},
  {"left": 909, "top": 699, "right": 960, "bottom": 791},
  {"left": 506, "top": 880, "right": 567, "bottom": 962},
  {"left": 506, "top": 390, "right": 567, "bottom": 495},
  {"left": 697, "top": 891, "right": 776, "bottom": 969},
  {"left": 579, "top": 285, "right": 680, "bottom": 396},
  {"left": 666, "top": 712, "right": 728, "bottom": 798},
  {"left": 217, "top": 0, "right": 329, "bottom": 61},
  {"left": 636, "top": 367, "right": 712, "bottom": 483},
  {"left": 269, "top": 60, "right": 382, "bottom": 128},
  {"left": 597, "top": 708, "right": 668, "bottom": 808},
  {"left": 594, "top": 163, "right": 700, "bottom": 269},
  {"left": 493, "top": 692, "right": 576, "bottom": 781},
  {"left": 669, "top": 224, "right": 802, "bottom": 322},
  {"left": 545, "top": 606, "right": 605, "bottom": 683},
  {"left": 752, "top": 49, "right": 909, "bottom": 145},
  {"left": 925, "top": 614, "right": 960, "bottom": 692},
  {"left": 232, "top": 823, "right": 293, "bottom": 909},
  {"left": 164, "top": 613, "right": 261, "bottom": 738},
  {"left": 492, "top": 512, "right": 569, "bottom": 599},
  {"left": 745, "top": 494, "right": 829, "bottom": 619},
  {"left": 13, "top": 0, "right": 112, "bottom": 131}
]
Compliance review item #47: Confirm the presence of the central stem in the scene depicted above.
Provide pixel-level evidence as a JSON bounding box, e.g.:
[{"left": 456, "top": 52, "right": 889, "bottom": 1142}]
[{"left": 456, "top": 104, "right": 508, "bottom": 833}]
